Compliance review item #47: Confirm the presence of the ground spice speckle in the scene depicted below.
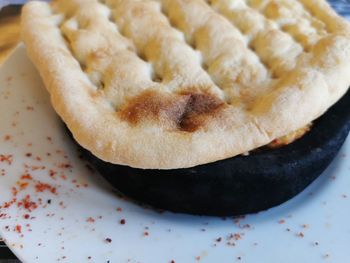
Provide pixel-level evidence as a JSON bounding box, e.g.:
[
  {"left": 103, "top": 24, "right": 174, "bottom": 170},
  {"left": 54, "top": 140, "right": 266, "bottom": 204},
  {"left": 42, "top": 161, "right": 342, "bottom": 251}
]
[
  {"left": 86, "top": 217, "right": 95, "bottom": 223},
  {"left": 15, "top": 225, "right": 22, "bottom": 233},
  {"left": 120, "top": 219, "right": 126, "bottom": 225},
  {"left": 231, "top": 233, "right": 242, "bottom": 241},
  {"left": 297, "top": 232, "right": 305, "bottom": 238},
  {"left": 4, "top": 135, "right": 12, "bottom": 141},
  {"left": 0, "top": 154, "right": 13, "bottom": 165},
  {"left": 17, "top": 195, "right": 38, "bottom": 212},
  {"left": 35, "top": 182, "right": 57, "bottom": 194},
  {"left": 105, "top": 238, "right": 112, "bottom": 243}
]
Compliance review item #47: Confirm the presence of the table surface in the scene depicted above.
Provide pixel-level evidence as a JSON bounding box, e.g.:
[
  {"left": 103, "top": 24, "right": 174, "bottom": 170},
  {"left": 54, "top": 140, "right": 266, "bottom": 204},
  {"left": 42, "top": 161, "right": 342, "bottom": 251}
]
[{"left": 0, "top": 5, "right": 21, "bottom": 261}]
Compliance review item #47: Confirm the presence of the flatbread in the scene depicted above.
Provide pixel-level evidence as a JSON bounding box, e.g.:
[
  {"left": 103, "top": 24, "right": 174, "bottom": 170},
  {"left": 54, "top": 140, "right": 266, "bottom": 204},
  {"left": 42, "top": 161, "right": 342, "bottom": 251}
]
[{"left": 21, "top": 0, "right": 350, "bottom": 169}]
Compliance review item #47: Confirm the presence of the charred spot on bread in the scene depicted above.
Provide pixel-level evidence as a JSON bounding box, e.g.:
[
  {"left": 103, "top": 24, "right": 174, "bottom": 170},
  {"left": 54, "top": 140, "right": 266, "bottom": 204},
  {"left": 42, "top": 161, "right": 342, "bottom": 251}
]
[{"left": 119, "top": 90, "right": 225, "bottom": 132}]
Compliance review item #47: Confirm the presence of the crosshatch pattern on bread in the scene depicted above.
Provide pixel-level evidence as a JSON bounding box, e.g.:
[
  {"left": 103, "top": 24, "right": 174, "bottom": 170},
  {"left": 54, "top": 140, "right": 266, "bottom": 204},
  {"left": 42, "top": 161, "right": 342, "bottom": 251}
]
[{"left": 21, "top": 0, "right": 350, "bottom": 169}]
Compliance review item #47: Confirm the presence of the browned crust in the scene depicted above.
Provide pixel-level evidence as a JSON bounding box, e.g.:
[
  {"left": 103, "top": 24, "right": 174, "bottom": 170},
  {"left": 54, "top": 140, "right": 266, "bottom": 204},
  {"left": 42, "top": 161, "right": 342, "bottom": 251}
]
[{"left": 21, "top": 1, "right": 350, "bottom": 169}]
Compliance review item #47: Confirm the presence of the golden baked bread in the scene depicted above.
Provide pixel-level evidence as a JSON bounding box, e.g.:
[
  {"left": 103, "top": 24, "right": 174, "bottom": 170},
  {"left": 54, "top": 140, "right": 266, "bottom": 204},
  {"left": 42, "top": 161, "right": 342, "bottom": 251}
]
[{"left": 21, "top": 0, "right": 350, "bottom": 169}]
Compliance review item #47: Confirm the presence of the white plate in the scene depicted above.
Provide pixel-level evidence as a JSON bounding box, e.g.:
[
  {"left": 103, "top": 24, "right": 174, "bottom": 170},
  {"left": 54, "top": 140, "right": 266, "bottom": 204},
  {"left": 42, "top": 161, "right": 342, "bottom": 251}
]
[{"left": 1, "top": 46, "right": 350, "bottom": 263}]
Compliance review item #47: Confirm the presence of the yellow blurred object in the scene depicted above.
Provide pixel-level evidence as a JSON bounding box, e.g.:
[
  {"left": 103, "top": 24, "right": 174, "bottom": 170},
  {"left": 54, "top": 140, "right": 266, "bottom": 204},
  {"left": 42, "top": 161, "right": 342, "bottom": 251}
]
[{"left": 0, "top": 6, "right": 21, "bottom": 65}]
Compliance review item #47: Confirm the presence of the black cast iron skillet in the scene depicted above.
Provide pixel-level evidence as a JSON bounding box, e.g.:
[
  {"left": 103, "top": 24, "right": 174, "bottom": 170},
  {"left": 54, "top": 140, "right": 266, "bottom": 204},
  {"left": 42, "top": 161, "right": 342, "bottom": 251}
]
[{"left": 68, "top": 91, "right": 350, "bottom": 216}]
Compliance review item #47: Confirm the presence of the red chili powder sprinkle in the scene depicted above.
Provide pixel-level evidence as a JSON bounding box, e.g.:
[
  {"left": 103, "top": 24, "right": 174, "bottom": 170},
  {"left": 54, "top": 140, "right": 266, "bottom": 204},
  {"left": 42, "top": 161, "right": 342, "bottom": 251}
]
[
  {"left": 59, "top": 163, "right": 72, "bottom": 169},
  {"left": 35, "top": 182, "right": 57, "bottom": 194},
  {"left": 278, "top": 219, "right": 285, "bottom": 224},
  {"left": 2, "top": 198, "right": 16, "bottom": 208},
  {"left": 120, "top": 219, "right": 126, "bottom": 225},
  {"left": 12, "top": 187, "right": 18, "bottom": 196},
  {"left": 49, "top": 170, "right": 57, "bottom": 177},
  {"left": 297, "top": 232, "right": 304, "bottom": 238},
  {"left": 25, "top": 164, "right": 45, "bottom": 171},
  {"left": 23, "top": 214, "right": 30, "bottom": 219},
  {"left": 86, "top": 217, "right": 95, "bottom": 223},
  {"left": 18, "top": 195, "right": 38, "bottom": 212},
  {"left": 21, "top": 174, "right": 33, "bottom": 180},
  {"left": 18, "top": 182, "right": 29, "bottom": 190},
  {"left": 0, "top": 154, "right": 13, "bottom": 165},
  {"left": 232, "top": 233, "right": 241, "bottom": 241},
  {"left": 15, "top": 225, "right": 22, "bottom": 233},
  {"left": 195, "top": 256, "right": 201, "bottom": 261},
  {"left": 25, "top": 153, "right": 32, "bottom": 157},
  {"left": 170, "top": 261, "right": 175, "bottom": 263},
  {"left": 144, "top": 231, "right": 149, "bottom": 236},
  {"left": 4, "top": 135, "right": 11, "bottom": 141},
  {"left": 116, "top": 207, "right": 122, "bottom": 212}
]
